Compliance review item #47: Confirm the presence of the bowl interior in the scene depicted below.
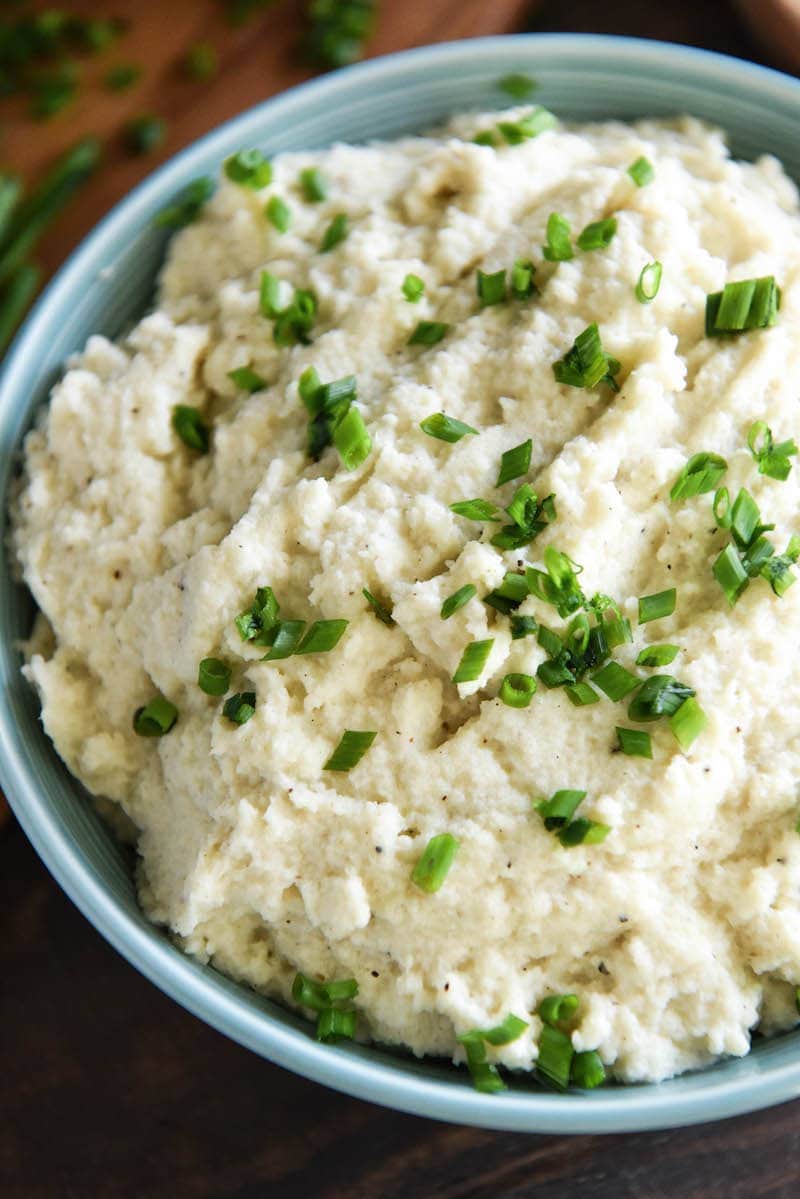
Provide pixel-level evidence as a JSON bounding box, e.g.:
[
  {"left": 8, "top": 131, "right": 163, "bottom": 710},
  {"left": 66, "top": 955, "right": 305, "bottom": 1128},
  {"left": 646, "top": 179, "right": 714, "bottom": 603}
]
[{"left": 2, "top": 35, "right": 800, "bottom": 1134}]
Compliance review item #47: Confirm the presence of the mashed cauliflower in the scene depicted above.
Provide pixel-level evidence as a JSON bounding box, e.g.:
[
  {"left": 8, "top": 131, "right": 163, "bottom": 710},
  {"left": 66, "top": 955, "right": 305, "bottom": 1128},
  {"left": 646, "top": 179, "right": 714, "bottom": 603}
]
[{"left": 11, "top": 109, "right": 800, "bottom": 1085}]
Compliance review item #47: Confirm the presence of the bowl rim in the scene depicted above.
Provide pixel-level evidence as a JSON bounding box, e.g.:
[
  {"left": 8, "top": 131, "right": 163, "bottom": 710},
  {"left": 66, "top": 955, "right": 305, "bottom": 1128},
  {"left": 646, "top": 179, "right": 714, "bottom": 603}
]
[{"left": 3, "top": 32, "right": 800, "bottom": 1135}]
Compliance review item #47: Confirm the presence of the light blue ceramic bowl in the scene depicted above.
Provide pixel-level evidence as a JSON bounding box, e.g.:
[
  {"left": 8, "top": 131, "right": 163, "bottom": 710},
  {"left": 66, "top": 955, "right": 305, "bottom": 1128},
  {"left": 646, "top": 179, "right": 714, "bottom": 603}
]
[{"left": 2, "top": 34, "right": 800, "bottom": 1134}]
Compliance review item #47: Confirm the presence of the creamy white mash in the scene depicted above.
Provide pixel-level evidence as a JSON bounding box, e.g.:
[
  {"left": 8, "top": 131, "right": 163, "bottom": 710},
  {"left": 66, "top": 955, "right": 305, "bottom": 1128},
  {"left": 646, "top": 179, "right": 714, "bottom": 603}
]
[{"left": 11, "top": 110, "right": 800, "bottom": 1085}]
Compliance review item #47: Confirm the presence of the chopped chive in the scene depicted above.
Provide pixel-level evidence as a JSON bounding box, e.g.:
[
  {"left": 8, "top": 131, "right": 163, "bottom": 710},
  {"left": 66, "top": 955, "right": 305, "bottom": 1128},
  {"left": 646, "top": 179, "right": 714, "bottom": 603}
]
[
  {"left": 0, "top": 263, "right": 40, "bottom": 355},
  {"left": 408, "top": 320, "right": 450, "bottom": 346},
  {"left": 705, "top": 275, "right": 780, "bottom": 336},
  {"left": 527, "top": 547, "right": 585, "bottom": 619},
  {"left": 261, "top": 619, "right": 306, "bottom": 660},
  {"left": 638, "top": 588, "right": 676, "bottom": 624},
  {"left": 362, "top": 588, "right": 394, "bottom": 626},
  {"left": 235, "top": 586, "right": 280, "bottom": 643},
  {"left": 669, "top": 452, "right": 727, "bottom": 501},
  {"left": 747, "top": 420, "right": 797, "bottom": 481},
  {"left": 266, "top": 194, "right": 291, "bottom": 233},
  {"left": 452, "top": 639, "right": 494, "bottom": 684},
  {"left": 225, "top": 148, "right": 272, "bottom": 189},
  {"left": 730, "top": 488, "right": 762, "bottom": 547},
  {"left": 713, "top": 543, "right": 749, "bottom": 607},
  {"left": 402, "top": 273, "right": 425, "bottom": 302},
  {"left": 510, "top": 614, "right": 538, "bottom": 639},
  {"left": 420, "top": 413, "right": 478, "bottom": 443},
  {"left": 31, "top": 62, "right": 79, "bottom": 120},
  {"left": 185, "top": 42, "right": 218, "bottom": 81},
  {"left": 295, "top": 619, "right": 349, "bottom": 655},
  {"left": 323, "top": 730, "right": 377, "bottom": 772},
  {"left": 449, "top": 498, "right": 502, "bottom": 522},
  {"left": 497, "top": 107, "right": 557, "bottom": 144},
  {"left": 498, "top": 73, "right": 537, "bottom": 99},
  {"left": 510, "top": 258, "right": 536, "bottom": 299},
  {"left": 604, "top": 615, "right": 633, "bottom": 649},
  {"left": 552, "top": 323, "right": 620, "bottom": 391},
  {"left": 172, "top": 405, "right": 209, "bottom": 452},
  {"left": 198, "top": 657, "right": 231, "bottom": 696},
  {"left": 259, "top": 270, "right": 283, "bottom": 318},
  {"left": 477, "top": 268, "right": 506, "bottom": 307},
  {"left": 542, "top": 212, "right": 573, "bottom": 262},
  {"left": 154, "top": 176, "right": 214, "bottom": 229},
  {"left": 483, "top": 571, "right": 529, "bottom": 615},
  {"left": 228, "top": 365, "right": 266, "bottom": 392},
  {"left": 538, "top": 994, "right": 579, "bottom": 1027},
  {"left": 499, "top": 672, "right": 537, "bottom": 708},
  {"left": 565, "top": 682, "right": 600, "bottom": 706},
  {"left": 332, "top": 405, "right": 371, "bottom": 470},
  {"left": 316, "top": 1007, "right": 357, "bottom": 1042},
  {"left": 636, "top": 260, "right": 662, "bottom": 303},
  {"left": 591, "top": 661, "right": 641, "bottom": 702},
  {"left": 458, "top": 1033, "right": 506, "bottom": 1092},
  {"left": 491, "top": 490, "right": 556, "bottom": 551},
  {"left": 105, "top": 63, "right": 141, "bottom": 92},
  {"left": 571, "top": 1050, "right": 606, "bottom": 1089},
  {"left": 760, "top": 537, "right": 800, "bottom": 597},
  {"left": 299, "top": 166, "right": 328, "bottom": 202},
  {"left": 505, "top": 483, "right": 537, "bottom": 530},
  {"left": 411, "top": 832, "right": 460, "bottom": 893},
  {"left": 320, "top": 212, "right": 348, "bottom": 252},
  {"left": 636, "top": 644, "right": 679, "bottom": 668},
  {"left": 124, "top": 114, "right": 167, "bottom": 155},
  {"left": 616, "top": 726, "right": 653, "bottom": 758},
  {"left": 628, "top": 675, "right": 695, "bottom": 722},
  {"left": 576, "top": 217, "right": 617, "bottom": 252},
  {"left": 481, "top": 1013, "right": 529, "bottom": 1045},
  {"left": 669, "top": 696, "right": 707, "bottom": 750},
  {"left": 536, "top": 790, "right": 585, "bottom": 829},
  {"left": 222, "top": 691, "right": 256, "bottom": 725},
  {"left": 558, "top": 817, "right": 610, "bottom": 847},
  {"left": 133, "top": 695, "right": 178, "bottom": 737},
  {"left": 536, "top": 1024, "right": 573, "bottom": 1091},
  {"left": 293, "top": 971, "right": 356, "bottom": 1011},
  {"left": 496, "top": 438, "right": 532, "bottom": 487},
  {"left": 627, "top": 156, "right": 655, "bottom": 187},
  {"left": 273, "top": 288, "right": 317, "bottom": 347},
  {"left": 441, "top": 584, "right": 477, "bottom": 620}
]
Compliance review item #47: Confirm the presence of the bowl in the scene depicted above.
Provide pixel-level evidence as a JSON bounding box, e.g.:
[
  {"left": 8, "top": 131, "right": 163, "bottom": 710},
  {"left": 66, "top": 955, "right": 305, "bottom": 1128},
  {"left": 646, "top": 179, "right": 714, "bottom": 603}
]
[{"left": 2, "top": 34, "right": 800, "bottom": 1135}]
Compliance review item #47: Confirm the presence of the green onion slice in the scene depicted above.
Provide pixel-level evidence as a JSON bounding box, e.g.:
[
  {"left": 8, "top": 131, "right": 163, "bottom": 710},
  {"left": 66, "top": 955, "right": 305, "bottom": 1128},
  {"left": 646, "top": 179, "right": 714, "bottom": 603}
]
[
  {"left": 705, "top": 275, "right": 780, "bottom": 336},
  {"left": 452, "top": 639, "right": 494, "bottom": 684},
  {"left": 408, "top": 320, "right": 450, "bottom": 346},
  {"left": 670, "top": 452, "right": 727, "bottom": 501},
  {"left": 538, "top": 993, "right": 579, "bottom": 1027},
  {"left": 636, "top": 260, "right": 662, "bottom": 303},
  {"left": 558, "top": 817, "right": 610, "bottom": 847},
  {"left": 316, "top": 1007, "right": 357, "bottom": 1042},
  {"left": 527, "top": 547, "right": 585, "bottom": 618},
  {"left": 441, "top": 584, "right": 477, "bottom": 620},
  {"left": 332, "top": 405, "right": 371, "bottom": 470},
  {"left": 497, "top": 106, "right": 557, "bottom": 144},
  {"left": 499, "top": 672, "right": 537, "bottom": 708},
  {"left": 266, "top": 194, "right": 291, "bottom": 233},
  {"left": 222, "top": 691, "right": 256, "bottom": 726},
  {"left": 747, "top": 420, "right": 797, "bottom": 481},
  {"left": 576, "top": 217, "right": 617, "bottom": 252},
  {"left": 450, "top": 498, "right": 502, "bottom": 522},
  {"left": 228, "top": 366, "right": 266, "bottom": 392},
  {"left": 536, "top": 1024, "right": 573, "bottom": 1091},
  {"left": 411, "top": 832, "right": 460, "bottom": 893},
  {"left": 638, "top": 588, "right": 676, "bottom": 624},
  {"left": 542, "top": 212, "right": 573, "bottom": 262},
  {"left": 636, "top": 644, "right": 679, "bottom": 668},
  {"left": 510, "top": 614, "right": 538, "bottom": 639},
  {"left": 713, "top": 543, "right": 749, "bottom": 607},
  {"left": 225, "top": 148, "right": 272, "bottom": 189},
  {"left": 292, "top": 972, "right": 359, "bottom": 1011},
  {"left": 320, "top": 212, "right": 348, "bottom": 252},
  {"left": 591, "top": 662, "right": 642, "bottom": 702},
  {"left": 172, "top": 405, "right": 209, "bottom": 453},
  {"left": 628, "top": 675, "right": 695, "bottom": 722},
  {"left": 295, "top": 619, "right": 348, "bottom": 655},
  {"left": 616, "top": 726, "right": 653, "bottom": 758},
  {"left": 477, "top": 268, "right": 507, "bottom": 307},
  {"left": 299, "top": 166, "right": 328, "bottom": 202},
  {"left": 536, "top": 790, "right": 585, "bottom": 830},
  {"left": 571, "top": 1050, "right": 606, "bottom": 1089},
  {"left": 235, "top": 585, "right": 280, "bottom": 643},
  {"left": 198, "top": 657, "right": 231, "bottom": 696},
  {"left": 260, "top": 620, "right": 306, "bottom": 660},
  {"left": 565, "top": 682, "right": 600, "bottom": 706},
  {"left": 552, "top": 322, "right": 620, "bottom": 391},
  {"left": 627, "top": 156, "right": 655, "bottom": 187},
  {"left": 323, "top": 730, "right": 377, "bottom": 772},
  {"left": 133, "top": 695, "right": 178, "bottom": 737},
  {"left": 669, "top": 696, "right": 707, "bottom": 750},
  {"left": 420, "top": 413, "right": 478, "bottom": 443},
  {"left": 402, "top": 273, "right": 425, "bottom": 302},
  {"left": 154, "top": 176, "right": 214, "bottom": 229},
  {"left": 362, "top": 588, "right": 394, "bottom": 625},
  {"left": 498, "top": 73, "right": 537, "bottom": 99},
  {"left": 496, "top": 438, "right": 532, "bottom": 487}
]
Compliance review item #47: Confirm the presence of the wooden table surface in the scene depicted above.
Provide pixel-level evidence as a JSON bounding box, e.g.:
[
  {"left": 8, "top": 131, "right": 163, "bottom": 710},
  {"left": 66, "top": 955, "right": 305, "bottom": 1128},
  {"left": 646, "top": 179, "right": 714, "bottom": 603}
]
[{"left": 2, "top": 2, "right": 799, "bottom": 1196}]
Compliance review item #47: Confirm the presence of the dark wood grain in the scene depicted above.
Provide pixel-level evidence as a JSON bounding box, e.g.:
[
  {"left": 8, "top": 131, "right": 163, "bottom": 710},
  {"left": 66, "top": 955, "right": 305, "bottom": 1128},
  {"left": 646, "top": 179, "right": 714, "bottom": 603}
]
[{"left": 3, "top": 1, "right": 800, "bottom": 1196}]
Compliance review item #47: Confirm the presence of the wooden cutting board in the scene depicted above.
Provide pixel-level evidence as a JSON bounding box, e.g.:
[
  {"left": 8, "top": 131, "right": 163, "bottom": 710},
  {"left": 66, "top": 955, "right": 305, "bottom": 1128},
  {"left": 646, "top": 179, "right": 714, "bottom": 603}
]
[
  {"left": 0, "top": 0, "right": 538, "bottom": 830},
  {"left": 4, "top": 0, "right": 538, "bottom": 279}
]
